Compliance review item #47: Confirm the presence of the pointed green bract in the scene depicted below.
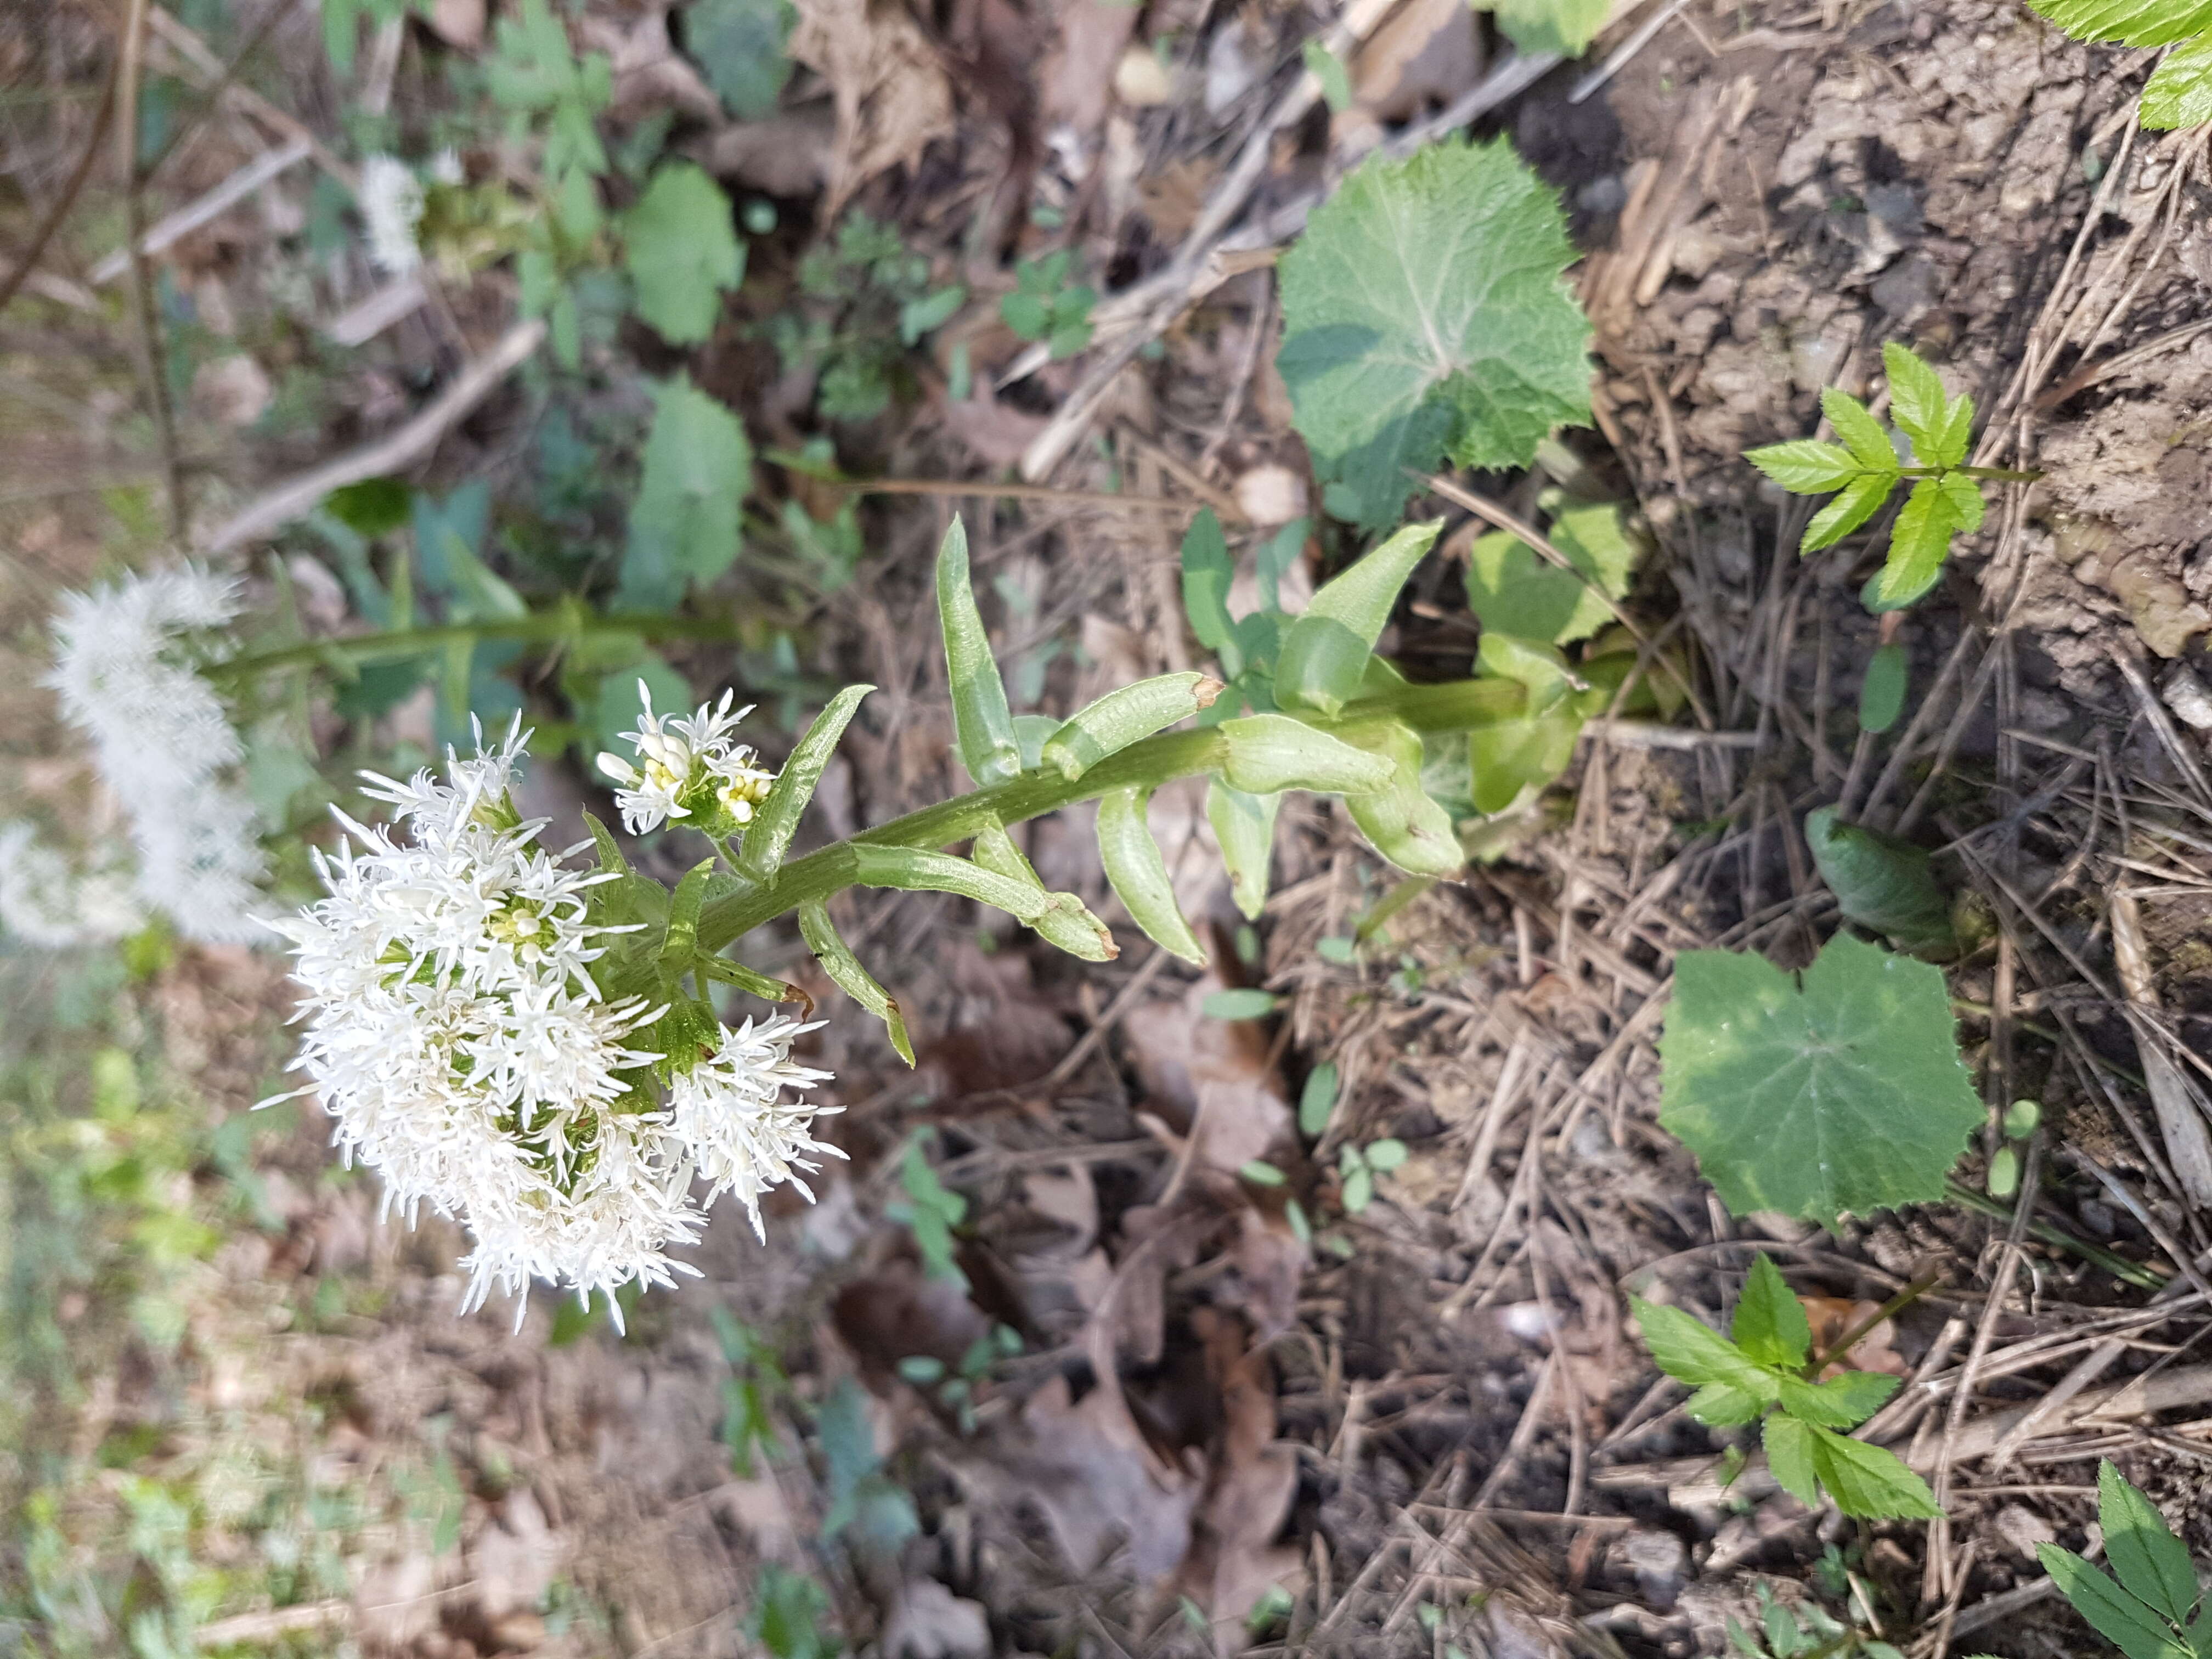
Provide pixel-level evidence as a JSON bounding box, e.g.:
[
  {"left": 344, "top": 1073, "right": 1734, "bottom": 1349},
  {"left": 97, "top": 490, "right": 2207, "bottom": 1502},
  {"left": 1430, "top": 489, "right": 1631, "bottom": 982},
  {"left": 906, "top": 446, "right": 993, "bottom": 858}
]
[
  {"left": 697, "top": 952, "right": 807, "bottom": 1008},
  {"left": 968, "top": 822, "right": 1118, "bottom": 962},
  {"left": 1180, "top": 507, "right": 1237, "bottom": 654},
  {"left": 1660, "top": 933, "right": 1983, "bottom": 1225},
  {"left": 1096, "top": 787, "right": 1209, "bottom": 966},
  {"left": 1206, "top": 781, "right": 1280, "bottom": 921},
  {"left": 1042, "top": 673, "right": 1221, "bottom": 780},
  {"left": 935, "top": 518, "right": 1022, "bottom": 786},
  {"left": 1342, "top": 720, "right": 1464, "bottom": 877},
  {"left": 737, "top": 685, "right": 873, "bottom": 881},
  {"left": 1274, "top": 519, "right": 1443, "bottom": 714},
  {"left": 798, "top": 901, "right": 914, "bottom": 1065},
  {"left": 1276, "top": 138, "right": 1591, "bottom": 528},
  {"left": 1218, "top": 713, "right": 1396, "bottom": 795}
]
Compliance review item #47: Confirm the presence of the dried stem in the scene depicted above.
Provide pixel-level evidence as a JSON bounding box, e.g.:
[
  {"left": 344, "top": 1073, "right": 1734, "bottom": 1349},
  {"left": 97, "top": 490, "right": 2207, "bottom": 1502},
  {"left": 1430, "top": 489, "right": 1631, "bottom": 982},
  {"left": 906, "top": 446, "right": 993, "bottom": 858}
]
[{"left": 117, "top": 0, "right": 189, "bottom": 545}]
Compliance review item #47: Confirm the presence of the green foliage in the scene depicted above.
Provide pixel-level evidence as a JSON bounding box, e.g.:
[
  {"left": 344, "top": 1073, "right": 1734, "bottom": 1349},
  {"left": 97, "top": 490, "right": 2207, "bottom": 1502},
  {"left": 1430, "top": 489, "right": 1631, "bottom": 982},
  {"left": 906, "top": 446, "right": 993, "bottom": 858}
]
[
  {"left": 1490, "top": 0, "right": 1612, "bottom": 53},
  {"left": 890, "top": 1132, "right": 968, "bottom": 1289},
  {"left": 749, "top": 1564, "right": 840, "bottom": 1659},
  {"left": 1747, "top": 343, "right": 2012, "bottom": 611},
  {"left": 935, "top": 519, "right": 1022, "bottom": 787},
  {"left": 1337, "top": 1136, "right": 1407, "bottom": 1214},
  {"left": 1723, "top": 1582, "right": 1905, "bottom": 1659},
  {"left": 2037, "top": 1462, "right": 2210, "bottom": 1659},
  {"left": 486, "top": 0, "right": 613, "bottom": 183},
  {"left": 1804, "top": 807, "right": 1956, "bottom": 957},
  {"left": 684, "top": 0, "right": 794, "bottom": 119},
  {"left": 768, "top": 215, "right": 961, "bottom": 421},
  {"left": 1464, "top": 502, "right": 1638, "bottom": 647},
  {"left": 816, "top": 1376, "right": 921, "bottom": 1548},
  {"left": 1000, "top": 252, "right": 1096, "bottom": 359},
  {"left": 712, "top": 1308, "right": 788, "bottom": 1475},
  {"left": 1277, "top": 137, "right": 1592, "bottom": 528},
  {"left": 321, "top": 0, "right": 425, "bottom": 75},
  {"left": 1858, "top": 641, "right": 1908, "bottom": 734},
  {"left": 620, "top": 374, "right": 753, "bottom": 610},
  {"left": 2022, "top": 0, "right": 2212, "bottom": 128},
  {"left": 1275, "top": 520, "right": 1442, "bottom": 715},
  {"left": 1633, "top": 1255, "right": 1937, "bottom": 1519},
  {"left": 1299, "top": 1062, "right": 1340, "bottom": 1137},
  {"left": 1096, "top": 786, "right": 1210, "bottom": 966},
  {"left": 1659, "top": 933, "right": 1983, "bottom": 1226},
  {"left": 623, "top": 162, "right": 744, "bottom": 345}
]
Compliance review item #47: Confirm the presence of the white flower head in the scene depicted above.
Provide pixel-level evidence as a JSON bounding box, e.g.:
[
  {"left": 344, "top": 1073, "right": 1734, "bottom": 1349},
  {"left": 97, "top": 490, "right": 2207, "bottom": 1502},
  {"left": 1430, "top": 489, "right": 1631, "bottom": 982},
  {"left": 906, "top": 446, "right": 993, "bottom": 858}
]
[
  {"left": 595, "top": 681, "right": 777, "bottom": 837},
  {"left": 274, "top": 721, "right": 837, "bottom": 1328},
  {"left": 46, "top": 566, "right": 269, "bottom": 945},
  {"left": 359, "top": 154, "right": 427, "bottom": 276},
  {"left": 665, "top": 1015, "right": 843, "bottom": 1239},
  {"left": 0, "top": 822, "right": 143, "bottom": 948}
]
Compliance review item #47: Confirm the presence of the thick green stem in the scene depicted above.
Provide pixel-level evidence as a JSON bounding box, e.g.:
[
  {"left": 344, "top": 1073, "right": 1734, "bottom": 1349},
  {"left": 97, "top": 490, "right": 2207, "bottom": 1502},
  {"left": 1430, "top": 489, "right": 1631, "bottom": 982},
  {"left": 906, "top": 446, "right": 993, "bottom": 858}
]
[
  {"left": 694, "top": 677, "right": 1522, "bottom": 956},
  {"left": 208, "top": 605, "right": 753, "bottom": 684}
]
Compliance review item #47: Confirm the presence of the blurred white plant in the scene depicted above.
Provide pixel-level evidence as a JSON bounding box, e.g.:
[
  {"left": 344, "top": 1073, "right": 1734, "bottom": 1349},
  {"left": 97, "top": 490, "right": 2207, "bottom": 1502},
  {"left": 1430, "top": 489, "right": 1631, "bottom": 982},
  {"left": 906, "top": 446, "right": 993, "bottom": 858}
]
[
  {"left": 358, "top": 154, "right": 427, "bottom": 276},
  {"left": 46, "top": 566, "right": 269, "bottom": 944},
  {"left": 595, "top": 683, "right": 776, "bottom": 836},
  {"left": 0, "top": 822, "right": 143, "bottom": 949},
  {"left": 271, "top": 722, "right": 837, "bottom": 1326}
]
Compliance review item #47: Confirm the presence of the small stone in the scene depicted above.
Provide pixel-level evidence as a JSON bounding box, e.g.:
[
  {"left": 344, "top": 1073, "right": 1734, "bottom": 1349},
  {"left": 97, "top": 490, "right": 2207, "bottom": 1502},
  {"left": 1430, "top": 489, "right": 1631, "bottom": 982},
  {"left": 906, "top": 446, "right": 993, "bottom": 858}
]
[
  {"left": 1994, "top": 1505, "right": 2056, "bottom": 1559},
  {"left": 1613, "top": 1528, "right": 1690, "bottom": 1608},
  {"left": 1234, "top": 464, "right": 1308, "bottom": 528},
  {"left": 1114, "top": 46, "right": 1171, "bottom": 106},
  {"left": 2162, "top": 664, "right": 2212, "bottom": 731}
]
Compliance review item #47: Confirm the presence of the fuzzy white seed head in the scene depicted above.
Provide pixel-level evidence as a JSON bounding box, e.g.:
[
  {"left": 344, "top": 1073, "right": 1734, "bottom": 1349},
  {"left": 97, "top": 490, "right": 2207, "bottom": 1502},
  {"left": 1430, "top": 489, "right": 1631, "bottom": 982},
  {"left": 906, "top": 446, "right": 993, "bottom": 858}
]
[{"left": 359, "top": 154, "right": 427, "bottom": 276}]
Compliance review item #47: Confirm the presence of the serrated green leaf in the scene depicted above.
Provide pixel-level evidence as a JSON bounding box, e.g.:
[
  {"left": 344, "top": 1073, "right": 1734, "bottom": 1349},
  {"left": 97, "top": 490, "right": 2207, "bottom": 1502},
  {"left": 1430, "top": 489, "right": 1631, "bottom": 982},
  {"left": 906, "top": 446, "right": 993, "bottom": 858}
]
[
  {"left": 737, "top": 685, "right": 872, "bottom": 881},
  {"left": 1686, "top": 1381, "right": 1768, "bottom": 1426},
  {"left": 1764, "top": 1414, "right": 1821, "bottom": 1508},
  {"left": 1660, "top": 933, "right": 1983, "bottom": 1225},
  {"left": 1180, "top": 507, "right": 1237, "bottom": 653},
  {"left": 2039, "top": 1545, "right": 2195, "bottom": 1659},
  {"left": 1277, "top": 138, "right": 1591, "bottom": 529},
  {"left": 1859, "top": 642, "right": 1908, "bottom": 735},
  {"left": 1803, "top": 1424, "right": 1941, "bottom": 1519},
  {"left": 2100, "top": 1460, "right": 2200, "bottom": 1627},
  {"left": 1731, "top": 1254, "right": 1811, "bottom": 1370},
  {"left": 1464, "top": 502, "right": 1639, "bottom": 646},
  {"left": 1492, "top": 0, "right": 1612, "bottom": 54},
  {"left": 620, "top": 375, "right": 751, "bottom": 609},
  {"left": 1776, "top": 1369, "right": 1898, "bottom": 1428},
  {"left": 1275, "top": 518, "right": 1444, "bottom": 714},
  {"left": 1804, "top": 805, "right": 1955, "bottom": 956},
  {"left": 935, "top": 517, "right": 1022, "bottom": 786},
  {"left": 1632, "top": 1297, "right": 1774, "bottom": 1392},
  {"left": 683, "top": 0, "right": 792, "bottom": 119},
  {"left": 1218, "top": 714, "right": 1396, "bottom": 795},
  {"left": 1878, "top": 475, "right": 1960, "bottom": 605},
  {"left": 799, "top": 901, "right": 912, "bottom": 1064},
  {"left": 1802, "top": 471, "right": 1894, "bottom": 552},
  {"left": 1207, "top": 780, "right": 1280, "bottom": 921},
  {"left": 624, "top": 162, "right": 743, "bottom": 345},
  {"left": 1929, "top": 390, "right": 1976, "bottom": 471},
  {"left": 2025, "top": 0, "right": 2212, "bottom": 45},
  {"left": 1097, "top": 786, "right": 1209, "bottom": 965},
  {"left": 1882, "top": 342, "right": 1950, "bottom": 462},
  {"left": 1937, "top": 468, "right": 1986, "bottom": 533},
  {"left": 2141, "top": 32, "right": 2212, "bottom": 126},
  {"left": 1747, "top": 439, "right": 1869, "bottom": 496},
  {"left": 1820, "top": 387, "right": 1900, "bottom": 475}
]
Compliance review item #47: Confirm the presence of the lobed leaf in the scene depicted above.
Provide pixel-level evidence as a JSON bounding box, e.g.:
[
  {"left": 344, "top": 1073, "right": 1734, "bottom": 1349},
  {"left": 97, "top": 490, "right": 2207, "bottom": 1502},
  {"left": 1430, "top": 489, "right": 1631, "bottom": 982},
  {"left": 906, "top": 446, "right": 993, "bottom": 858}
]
[
  {"left": 934, "top": 518, "right": 1023, "bottom": 786},
  {"left": 620, "top": 375, "right": 752, "bottom": 610},
  {"left": 1096, "top": 787, "right": 1209, "bottom": 966},
  {"left": 1659, "top": 933, "right": 1983, "bottom": 1225},
  {"left": 682, "top": 0, "right": 792, "bottom": 119},
  {"left": 1630, "top": 1297, "right": 1774, "bottom": 1393},
  {"left": 1775, "top": 1370, "right": 1898, "bottom": 1429},
  {"left": 1463, "top": 501, "right": 1641, "bottom": 647},
  {"left": 624, "top": 162, "right": 744, "bottom": 345},
  {"left": 1276, "top": 138, "right": 1590, "bottom": 528},
  {"left": 2036, "top": 1545, "right": 2194, "bottom": 1659},
  {"left": 2098, "top": 1459, "right": 2200, "bottom": 1628},
  {"left": 737, "top": 685, "right": 873, "bottom": 882},
  {"left": 1275, "top": 519, "right": 1444, "bottom": 714}
]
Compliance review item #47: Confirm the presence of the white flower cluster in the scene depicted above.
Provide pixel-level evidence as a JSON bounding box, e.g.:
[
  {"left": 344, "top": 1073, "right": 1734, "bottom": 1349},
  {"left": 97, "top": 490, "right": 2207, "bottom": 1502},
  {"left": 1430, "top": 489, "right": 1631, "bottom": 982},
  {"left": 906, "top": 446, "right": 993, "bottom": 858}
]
[
  {"left": 358, "top": 154, "right": 427, "bottom": 276},
  {"left": 596, "top": 684, "right": 776, "bottom": 837},
  {"left": 273, "top": 723, "right": 838, "bottom": 1325},
  {"left": 0, "top": 822, "right": 142, "bottom": 949},
  {"left": 44, "top": 566, "right": 268, "bottom": 945}
]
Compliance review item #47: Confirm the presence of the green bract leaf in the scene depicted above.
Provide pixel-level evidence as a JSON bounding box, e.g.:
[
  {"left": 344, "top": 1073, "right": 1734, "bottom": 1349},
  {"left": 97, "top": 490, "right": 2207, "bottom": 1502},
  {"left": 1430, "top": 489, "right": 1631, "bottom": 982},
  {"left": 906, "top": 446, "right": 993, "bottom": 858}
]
[
  {"left": 1207, "top": 781, "right": 1280, "bottom": 921},
  {"left": 1275, "top": 518, "right": 1444, "bottom": 714},
  {"left": 1043, "top": 672, "right": 1222, "bottom": 780},
  {"left": 968, "top": 822, "right": 1119, "bottom": 962},
  {"left": 800, "top": 901, "right": 912, "bottom": 1064},
  {"left": 738, "top": 685, "right": 873, "bottom": 881},
  {"left": 1731, "top": 1254, "right": 1812, "bottom": 1371},
  {"left": 1492, "top": 0, "right": 1611, "bottom": 54},
  {"left": 1882, "top": 342, "right": 1950, "bottom": 462},
  {"left": 1659, "top": 933, "right": 1983, "bottom": 1225},
  {"left": 935, "top": 517, "right": 1022, "bottom": 786},
  {"left": 1631, "top": 1297, "right": 1775, "bottom": 1394},
  {"left": 620, "top": 375, "right": 752, "bottom": 610},
  {"left": 1804, "top": 806, "right": 1955, "bottom": 957},
  {"left": 2038, "top": 1544, "right": 2196, "bottom": 1659},
  {"left": 1801, "top": 471, "right": 1894, "bottom": 552},
  {"left": 1819, "top": 387, "right": 1899, "bottom": 475},
  {"left": 1180, "top": 507, "right": 1237, "bottom": 654},
  {"left": 1746, "top": 439, "right": 1869, "bottom": 496},
  {"left": 2098, "top": 1460, "right": 2199, "bottom": 1627},
  {"left": 2142, "top": 32, "right": 2212, "bottom": 127},
  {"left": 1218, "top": 714, "right": 1396, "bottom": 795},
  {"left": 1464, "top": 502, "right": 1640, "bottom": 647},
  {"left": 1877, "top": 477, "right": 1959, "bottom": 607},
  {"left": 1096, "top": 786, "right": 1208, "bottom": 966},
  {"left": 1859, "top": 642, "right": 1908, "bottom": 735},
  {"left": 1342, "top": 720, "right": 1465, "bottom": 876},
  {"left": 1276, "top": 138, "right": 1592, "bottom": 528},
  {"left": 682, "top": 0, "right": 792, "bottom": 118},
  {"left": 624, "top": 162, "right": 744, "bottom": 345}
]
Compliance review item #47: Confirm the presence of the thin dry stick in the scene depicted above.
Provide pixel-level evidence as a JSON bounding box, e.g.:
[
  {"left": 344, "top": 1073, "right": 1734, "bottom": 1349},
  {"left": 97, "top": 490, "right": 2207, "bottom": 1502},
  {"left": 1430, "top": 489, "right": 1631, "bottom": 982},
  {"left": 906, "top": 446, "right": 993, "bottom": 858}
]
[
  {"left": 89, "top": 134, "right": 312, "bottom": 285},
  {"left": 201, "top": 318, "right": 547, "bottom": 552},
  {"left": 836, "top": 477, "right": 1212, "bottom": 516},
  {"left": 0, "top": 52, "right": 121, "bottom": 317},
  {"left": 117, "top": 0, "right": 188, "bottom": 546}
]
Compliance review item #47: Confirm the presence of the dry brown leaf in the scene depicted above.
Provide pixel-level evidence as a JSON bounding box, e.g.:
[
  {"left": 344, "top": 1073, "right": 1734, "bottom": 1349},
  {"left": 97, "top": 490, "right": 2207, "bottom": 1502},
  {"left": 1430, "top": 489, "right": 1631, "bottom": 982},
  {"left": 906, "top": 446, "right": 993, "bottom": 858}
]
[
  {"left": 1120, "top": 978, "right": 1294, "bottom": 1177},
  {"left": 696, "top": 109, "right": 837, "bottom": 199},
  {"left": 1350, "top": 0, "right": 1483, "bottom": 122},
  {"left": 580, "top": 8, "right": 722, "bottom": 124},
  {"left": 1798, "top": 1295, "right": 1909, "bottom": 1378},
  {"left": 1041, "top": 0, "right": 1141, "bottom": 139},
  {"left": 1137, "top": 157, "right": 1217, "bottom": 243},
  {"left": 426, "top": 0, "right": 486, "bottom": 50},
  {"left": 1173, "top": 1308, "right": 1303, "bottom": 1640},
  {"left": 938, "top": 390, "right": 1051, "bottom": 470},
  {"left": 789, "top": 0, "right": 956, "bottom": 215}
]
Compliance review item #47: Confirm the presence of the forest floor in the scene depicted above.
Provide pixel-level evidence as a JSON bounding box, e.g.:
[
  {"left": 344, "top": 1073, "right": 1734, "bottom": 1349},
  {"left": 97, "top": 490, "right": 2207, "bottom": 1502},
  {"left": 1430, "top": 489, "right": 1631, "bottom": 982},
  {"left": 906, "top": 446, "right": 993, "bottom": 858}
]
[{"left": 9, "top": 0, "right": 2212, "bottom": 1656}]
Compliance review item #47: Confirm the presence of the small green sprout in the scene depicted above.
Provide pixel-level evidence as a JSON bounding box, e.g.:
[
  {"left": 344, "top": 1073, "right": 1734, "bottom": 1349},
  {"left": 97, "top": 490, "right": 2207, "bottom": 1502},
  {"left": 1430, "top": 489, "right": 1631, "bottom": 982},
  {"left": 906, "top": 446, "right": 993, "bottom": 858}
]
[{"left": 1000, "top": 252, "right": 1095, "bottom": 359}]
